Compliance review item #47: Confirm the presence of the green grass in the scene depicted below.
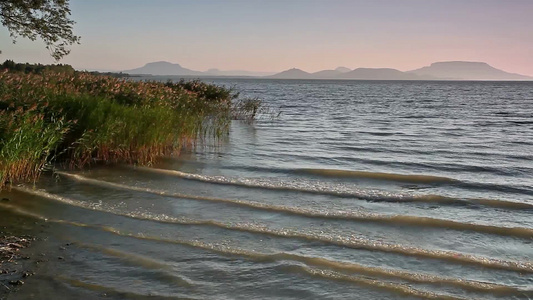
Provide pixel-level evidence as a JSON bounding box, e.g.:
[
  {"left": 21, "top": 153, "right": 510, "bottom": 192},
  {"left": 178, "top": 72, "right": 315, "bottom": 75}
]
[
  {"left": 0, "top": 70, "right": 243, "bottom": 188},
  {"left": 0, "top": 105, "right": 70, "bottom": 186}
]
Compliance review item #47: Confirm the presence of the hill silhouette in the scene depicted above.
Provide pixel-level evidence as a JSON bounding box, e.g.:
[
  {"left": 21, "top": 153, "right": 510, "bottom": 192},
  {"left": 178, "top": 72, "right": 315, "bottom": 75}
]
[
  {"left": 123, "top": 61, "right": 202, "bottom": 76},
  {"left": 122, "top": 61, "right": 532, "bottom": 80},
  {"left": 407, "top": 61, "right": 531, "bottom": 80},
  {"left": 268, "top": 67, "right": 426, "bottom": 80},
  {"left": 338, "top": 68, "right": 422, "bottom": 80},
  {"left": 335, "top": 67, "right": 351, "bottom": 73},
  {"left": 266, "top": 68, "right": 313, "bottom": 79},
  {"left": 123, "top": 62, "right": 274, "bottom": 77}
]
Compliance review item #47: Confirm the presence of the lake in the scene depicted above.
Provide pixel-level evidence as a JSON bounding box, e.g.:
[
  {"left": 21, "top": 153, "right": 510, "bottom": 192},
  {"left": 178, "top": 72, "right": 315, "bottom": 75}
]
[{"left": 2, "top": 79, "right": 532, "bottom": 299}]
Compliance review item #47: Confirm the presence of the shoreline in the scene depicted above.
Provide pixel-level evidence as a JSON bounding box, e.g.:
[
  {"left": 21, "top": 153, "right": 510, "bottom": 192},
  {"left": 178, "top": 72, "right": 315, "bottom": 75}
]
[
  {"left": 0, "top": 69, "right": 247, "bottom": 297},
  {"left": 0, "top": 234, "right": 34, "bottom": 297},
  {"left": 0, "top": 197, "right": 46, "bottom": 299}
]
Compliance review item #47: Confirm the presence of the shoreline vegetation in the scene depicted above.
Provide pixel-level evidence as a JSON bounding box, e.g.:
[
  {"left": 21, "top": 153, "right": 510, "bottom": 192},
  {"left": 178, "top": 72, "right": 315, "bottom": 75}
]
[
  {"left": 0, "top": 60, "right": 261, "bottom": 190},
  {"left": 0, "top": 60, "right": 263, "bottom": 296}
]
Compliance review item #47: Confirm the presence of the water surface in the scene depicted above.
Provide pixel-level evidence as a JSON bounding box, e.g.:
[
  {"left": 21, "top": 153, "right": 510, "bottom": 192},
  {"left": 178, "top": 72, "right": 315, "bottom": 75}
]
[{"left": 2, "top": 79, "right": 532, "bottom": 299}]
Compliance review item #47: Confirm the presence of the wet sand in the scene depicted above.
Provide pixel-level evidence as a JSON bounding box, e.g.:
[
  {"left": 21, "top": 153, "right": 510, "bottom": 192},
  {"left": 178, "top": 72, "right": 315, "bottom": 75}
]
[{"left": 1, "top": 198, "right": 40, "bottom": 299}]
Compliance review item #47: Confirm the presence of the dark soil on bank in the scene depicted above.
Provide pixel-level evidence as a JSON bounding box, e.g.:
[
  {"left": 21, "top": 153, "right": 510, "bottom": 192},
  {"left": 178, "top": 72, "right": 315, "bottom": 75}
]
[{"left": 0, "top": 198, "right": 48, "bottom": 300}]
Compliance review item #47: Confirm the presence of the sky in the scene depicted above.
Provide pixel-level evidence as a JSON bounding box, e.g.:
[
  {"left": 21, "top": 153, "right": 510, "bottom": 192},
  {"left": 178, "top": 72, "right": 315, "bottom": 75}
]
[{"left": 0, "top": 0, "right": 532, "bottom": 75}]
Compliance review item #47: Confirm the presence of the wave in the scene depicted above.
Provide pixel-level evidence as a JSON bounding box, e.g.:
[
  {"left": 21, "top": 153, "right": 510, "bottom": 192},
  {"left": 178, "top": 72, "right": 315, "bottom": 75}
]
[
  {"left": 274, "top": 255, "right": 525, "bottom": 296},
  {"left": 457, "top": 181, "right": 533, "bottom": 197},
  {"left": 1, "top": 202, "right": 526, "bottom": 296},
  {"left": 3, "top": 198, "right": 532, "bottom": 274},
  {"left": 128, "top": 167, "right": 533, "bottom": 210},
  {"left": 294, "top": 163, "right": 533, "bottom": 195},
  {"left": 74, "top": 242, "right": 193, "bottom": 287},
  {"left": 287, "top": 266, "right": 468, "bottom": 300},
  {"left": 333, "top": 144, "right": 533, "bottom": 162},
  {"left": 509, "top": 120, "right": 533, "bottom": 125},
  {"left": 470, "top": 198, "right": 533, "bottom": 209},
  {"left": 253, "top": 152, "right": 522, "bottom": 177},
  {"left": 50, "top": 173, "right": 533, "bottom": 239},
  {"left": 55, "top": 276, "right": 196, "bottom": 300},
  {"left": 295, "top": 168, "right": 457, "bottom": 183}
]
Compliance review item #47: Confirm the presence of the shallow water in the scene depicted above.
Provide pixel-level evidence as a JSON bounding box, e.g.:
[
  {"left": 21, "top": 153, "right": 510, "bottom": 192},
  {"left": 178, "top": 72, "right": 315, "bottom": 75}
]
[{"left": 2, "top": 79, "right": 533, "bottom": 299}]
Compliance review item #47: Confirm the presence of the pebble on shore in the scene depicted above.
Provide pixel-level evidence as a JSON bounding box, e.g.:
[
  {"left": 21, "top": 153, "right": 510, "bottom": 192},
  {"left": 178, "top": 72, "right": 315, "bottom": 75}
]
[{"left": 0, "top": 235, "right": 33, "bottom": 295}]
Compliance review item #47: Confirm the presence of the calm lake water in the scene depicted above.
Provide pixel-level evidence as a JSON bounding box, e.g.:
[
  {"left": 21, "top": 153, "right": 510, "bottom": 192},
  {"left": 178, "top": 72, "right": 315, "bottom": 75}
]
[{"left": 1, "top": 79, "right": 533, "bottom": 299}]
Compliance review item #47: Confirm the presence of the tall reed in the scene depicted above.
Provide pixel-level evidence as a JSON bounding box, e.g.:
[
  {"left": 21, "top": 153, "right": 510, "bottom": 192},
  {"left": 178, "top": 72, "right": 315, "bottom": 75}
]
[
  {"left": 0, "top": 70, "right": 240, "bottom": 189},
  {"left": 0, "top": 104, "right": 70, "bottom": 187}
]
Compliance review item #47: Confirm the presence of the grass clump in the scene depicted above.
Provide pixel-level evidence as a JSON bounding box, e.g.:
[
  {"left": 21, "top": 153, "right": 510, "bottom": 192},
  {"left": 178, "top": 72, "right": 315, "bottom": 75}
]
[
  {"left": 0, "top": 104, "right": 70, "bottom": 186},
  {"left": 232, "top": 97, "right": 278, "bottom": 123},
  {"left": 0, "top": 70, "right": 239, "bottom": 188}
]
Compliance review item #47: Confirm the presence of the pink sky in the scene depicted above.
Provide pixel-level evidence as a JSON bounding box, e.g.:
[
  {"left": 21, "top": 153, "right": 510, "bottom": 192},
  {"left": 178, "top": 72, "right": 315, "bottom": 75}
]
[{"left": 0, "top": 0, "right": 531, "bottom": 76}]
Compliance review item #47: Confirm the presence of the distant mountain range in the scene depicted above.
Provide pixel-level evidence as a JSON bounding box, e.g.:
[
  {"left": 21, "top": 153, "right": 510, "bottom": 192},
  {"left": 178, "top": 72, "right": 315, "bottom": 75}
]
[
  {"left": 407, "top": 61, "right": 530, "bottom": 80},
  {"left": 123, "top": 61, "right": 532, "bottom": 81},
  {"left": 122, "top": 61, "right": 274, "bottom": 77},
  {"left": 269, "top": 67, "right": 422, "bottom": 80}
]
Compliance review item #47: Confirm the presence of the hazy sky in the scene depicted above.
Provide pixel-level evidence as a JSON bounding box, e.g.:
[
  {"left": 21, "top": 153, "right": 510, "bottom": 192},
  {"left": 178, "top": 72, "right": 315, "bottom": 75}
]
[{"left": 1, "top": 0, "right": 532, "bottom": 75}]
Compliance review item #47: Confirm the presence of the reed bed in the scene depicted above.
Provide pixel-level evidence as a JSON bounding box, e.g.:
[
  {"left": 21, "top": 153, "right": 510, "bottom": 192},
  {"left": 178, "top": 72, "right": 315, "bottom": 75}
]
[{"left": 0, "top": 70, "right": 238, "bottom": 188}]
